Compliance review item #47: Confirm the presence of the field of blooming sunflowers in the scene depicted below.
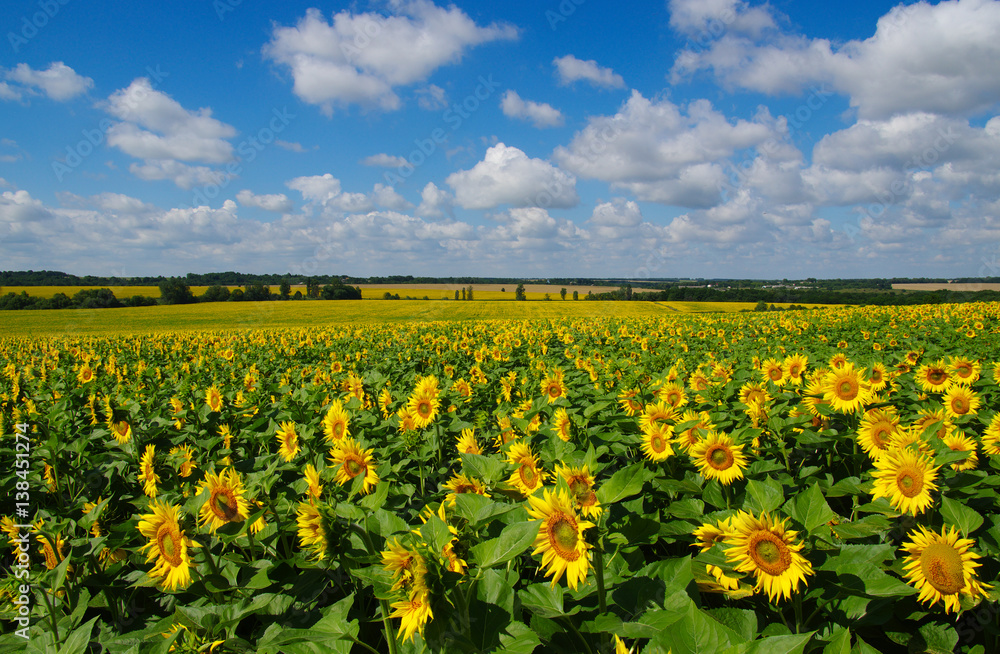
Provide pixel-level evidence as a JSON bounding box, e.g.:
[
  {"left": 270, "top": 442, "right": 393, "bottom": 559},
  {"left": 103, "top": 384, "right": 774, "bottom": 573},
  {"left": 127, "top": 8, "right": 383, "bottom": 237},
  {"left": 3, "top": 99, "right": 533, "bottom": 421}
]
[{"left": 1, "top": 301, "right": 1000, "bottom": 653}]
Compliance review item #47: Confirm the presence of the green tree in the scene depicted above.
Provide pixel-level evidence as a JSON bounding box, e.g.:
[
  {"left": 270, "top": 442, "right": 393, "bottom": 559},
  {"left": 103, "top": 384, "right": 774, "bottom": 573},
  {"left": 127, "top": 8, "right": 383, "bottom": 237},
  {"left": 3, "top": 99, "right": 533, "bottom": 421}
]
[
  {"left": 200, "top": 285, "right": 231, "bottom": 303},
  {"left": 455, "top": 290, "right": 460, "bottom": 300},
  {"left": 467, "top": 285, "right": 474, "bottom": 301},
  {"left": 560, "top": 287, "right": 567, "bottom": 300},
  {"left": 279, "top": 279, "right": 291, "bottom": 300},
  {"left": 515, "top": 283, "right": 526, "bottom": 301},
  {"left": 158, "top": 277, "right": 194, "bottom": 305},
  {"left": 573, "top": 290, "right": 579, "bottom": 300}
]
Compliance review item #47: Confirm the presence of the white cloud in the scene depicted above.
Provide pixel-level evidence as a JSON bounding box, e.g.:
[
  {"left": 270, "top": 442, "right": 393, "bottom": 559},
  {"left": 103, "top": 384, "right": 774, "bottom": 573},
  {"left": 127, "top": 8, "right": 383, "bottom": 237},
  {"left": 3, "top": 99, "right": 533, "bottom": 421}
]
[
  {"left": 553, "top": 55, "right": 625, "bottom": 89},
  {"left": 5, "top": 62, "right": 93, "bottom": 101},
  {"left": 0, "top": 190, "right": 53, "bottom": 222},
  {"left": 0, "top": 82, "right": 22, "bottom": 102},
  {"left": 263, "top": 2, "right": 516, "bottom": 114},
  {"left": 500, "top": 90, "right": 563, "bottom": 128},
  {"left": 416, "top": 84, "right": 448, "bottom": 110},
  {"left": 671, "top": 0, "right": 1000, "bottom": 119},
  {"left": 104, "top": 79, "right": 236, "bottom": 164},
  {"left": 362, "top": 153, "right": 409, "bottom": 167},
  {"left": 236, "top": 190, "right": 294, "bottom": 213},
  {"left": 416, "top": 182, "right": 453, "bottom": 218},
  {"left": 373, "top": 183, "right": 413, "bottom": 210},
  {"left": 667, "top": 0, "right": 776, "bottom": 39},
  {"left": 590, "top": 198, "right": 642, "bottom": 227},
  {"left": 446, "top": 143, "right": 578, "bottom": 209},
  {"left": 554, "top": 91, "right": 776, "bottom": 207},
  {"left": 129, "top": 160, "right": 227, "bottom": 190},
  {"left": 286, "top": 173, "right": 376, "bottom": 213},
  {"left": 276, "top": 140, "right": 308, "bottom": 153}
]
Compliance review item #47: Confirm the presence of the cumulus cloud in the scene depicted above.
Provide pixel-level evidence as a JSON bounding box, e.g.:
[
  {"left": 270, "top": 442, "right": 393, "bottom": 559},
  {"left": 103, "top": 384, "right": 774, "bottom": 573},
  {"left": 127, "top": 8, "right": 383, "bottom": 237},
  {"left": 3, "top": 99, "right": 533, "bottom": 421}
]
[
  {"left": 0, "top": 189, "right": 53, "bottom": 222},
  {"left": 104, "top": 79, "right": 236, "bottom": 164},
  {"left": 416, "top": 182, "right": 453, "bottom": 218},
  {"left": 671, "top": 0, "right": 1000, "bottom": 119},
  {"left": 286, "top": 173, "right": 376, "bottom": 213},
  {"left": 500, "top": 90, "right": 563, "bottom": 128},
  {"left": 263, "top": 2, "right": 516, "bottom": 114},
  {"left": 416, "top": 84, "right": 448, "bottom": 110},
  {"left": 236, "top": 190, "right": 294, "bottom": 213},
  {"left": 362, "top": 153, "right": 409, "bottom": 167},
  {"left": 554, "top": 91, "right": 776, "bottom": 207},
  {"left": 667, "top": 0, "right": 776, "bottom": 39},
  {"left": 4, "top": 62, "right": 93, "bottom": 101},
  {"left": 553, "top": 55, "right": 625, "bottom": 89},
  {"left": 276, "top": 140, "right": 308, "bottom": 153},
  {"left": 590, "top": 198, "right": 642, "bottom": 227},
  {"left": 129, "top": 160, "right": 227, "bottom": 190},
  {"left": 373, "top": 183, "right": 413, "bottom": 210},
  {"left": 446, "top": 143, "right": 578, "bottom": 209}
]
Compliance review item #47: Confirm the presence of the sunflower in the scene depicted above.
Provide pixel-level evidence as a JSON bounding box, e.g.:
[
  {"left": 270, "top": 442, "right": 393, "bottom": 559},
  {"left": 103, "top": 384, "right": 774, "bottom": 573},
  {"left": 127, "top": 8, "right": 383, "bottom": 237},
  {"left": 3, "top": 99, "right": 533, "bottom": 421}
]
[
  {"left": 555, "top": 464, "right": 602, "bottom": 518},
  {"left": 913, "top": 408, "right": 954, "bottom": 441},
  {"left": 506, "top": 442, "right": 548, "bottom": 495},
  {"left": 943, "top": 386, "right": 980, "bottom": 419},
  {"left": 871, "top": 447, "right": 939, "bottom": 515},
  {"left": 397, "top": 408, "right": 417, "bottom": 433},
  {"left": 390, "top": 588, "right": 434, "bottom": 643},
  {"left": 540, "top": 374, "right": 567, "bottom": 403},
  {"left": 829, "top": 352, "right": 848, "bottom": 369},
  {"left": 138, "top": 445, "right": 160, "bottom": 498},
  {"left": 296, "top": 500, "right": 328, "bottom": 560},
  {"left": 322, "top": 399, "right": 350, "bottom": 443},
  {"left": 196, "top": 468, "right": 250, "bottom": 533},
  {"left": 983, "top": 414, "right": 1000, "bottom": 456},
  {"left": 947, "top": 357, "right": 980, "bottom": 385},
  {"left": 76, "top": 365, "right": 95, "bottom": 384},
  {"left": 638, "top": 401, "right": 677, "bottom": 432},
  {"left": 382, "top": 537, "right": 427, "bottom": 593},
  {"left": 452, "top": 378, "right": 473, "bottom": 402},
  {"left": 724, "top": 511, "right": 813, "bottom": 602},
  {"left": 379, "top": 388, "right": 393, "bottom": 419},
  {"left": 784, "top": 354, "right": 809, "bottom": 386},
  {"left": 690, "top": 431, "right": 748, "bottom": 485},
  {"left": 739, "top": 382, "right": 771, "bottom": 408},
  {"left": 443, "top": 473, "right": 489, "bottom": 506},
  {"left": 110, "top": 420, "right": 132, "bottom": 445},
  {"left": 915, "top": 360, "right": 951, "bottom": 393},
  {"left": 823, "top": 364, "right": 871, "bottom": 414},
  {"left": 867, "top": 362, "right": 889, "bottom": 392},
  {"left": 613, "top": 635, "right": 630, "bottom": 654},
  {"left": 656, "top": 382, "right": 688, "bottom": 409},
  {"left": 640, "top": 423, "right": 675, "bottom": 462},
  {"left": 617, "top": 388, "right": 643, "bottom": 416},
  {"left": 413, "top": 375, "right": 440, "bottom": 400},
  {"left": 525, "top": 488, "right": 595, "bottom": 590},
  {"left": 942, "top": 433, "right": 978, "bottom": 471},
  {"left": 674, "top": 410, "right": 715, "bottom": 452},
  {"left": 407, "top": 393, "right": 440, "bottom": 429},
  {"left": 275, "top": 421, "right": 299, "bottom": 462},
  {"left": 137, "top": 501, "right": 197, "bottom": 591},
  {"left": 32, "top": 522, "right": 69, "bottom": 571},
  {"left": 693, "top": 516, "right": 735, "bottom": 552},
  {"left": 170, "top": 444, "right": 197, "bottom": 478},
  {"left": 900, "top": 525, "right": 991, "bottom": 614},
  {"left": 204, "top": 385, "right": 223, "bottom": 413},
  {"left": 857, "top": 408, "right": 898, "bottom": 461},
  {"left": 761, "top": 358, "right": 788, "bottom": 386},
  {"left": 329, "top": 438, "right": 379, "bottom": 495},
  {"left": 552, "top": 408, "right": 572, "bottom": 442},
  {"left": 455, "top": 428, "right": 481, "bottom": 455}
]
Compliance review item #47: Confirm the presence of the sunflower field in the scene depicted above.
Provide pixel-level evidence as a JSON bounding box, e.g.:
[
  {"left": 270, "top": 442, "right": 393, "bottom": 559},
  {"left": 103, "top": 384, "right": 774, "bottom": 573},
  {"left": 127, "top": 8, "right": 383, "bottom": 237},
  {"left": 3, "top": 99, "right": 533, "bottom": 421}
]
[{"left": 1, "top": 302, "right": 999, "bottom": 653}]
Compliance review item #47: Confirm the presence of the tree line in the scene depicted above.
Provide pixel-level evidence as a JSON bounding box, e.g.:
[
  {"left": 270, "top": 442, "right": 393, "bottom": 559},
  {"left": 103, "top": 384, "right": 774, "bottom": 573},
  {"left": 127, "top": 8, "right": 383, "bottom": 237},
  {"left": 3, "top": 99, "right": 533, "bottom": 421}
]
[{"left": 0, "top": 278, "right": 361, "bottom": 311}]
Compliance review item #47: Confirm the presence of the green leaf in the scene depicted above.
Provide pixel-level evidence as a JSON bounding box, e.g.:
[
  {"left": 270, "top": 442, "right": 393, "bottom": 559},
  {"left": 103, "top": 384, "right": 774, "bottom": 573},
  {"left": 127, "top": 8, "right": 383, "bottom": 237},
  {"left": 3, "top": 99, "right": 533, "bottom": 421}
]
[
  {"left": 58, "top": 616, "right": 99, "bottom": 654},
  {"left": 786, "top": 482, "right": 837, "bottom": 533},
  {"left": 833, "top": 562, "right": 918, "bottom": 598},
  {"left": 743, "top": 477, "right": 784, "bottom": 515},
  {"left": 596, "top": 462, "right": 649, "bottom": 504},
  {"left": 706, "top": 608, "right": 757, "bottom": 642},
  {"left": 584, "top": 400, "right": 611, "bottom": 417},
  {"left": 470, "top": 519, "right": 538, "bottom": 569},
  {"left": 498, "top": 621, "right": 541, "bottom": 654},
  {"left": 652, "top": 601, "right": 746, "bottom": 653},
  {"left": 911, "top": 622, "right": 959, "bottom": 654},
  {"left": 940, "top": 495, "right": 984, "bottom": 536},
  {"left": 419, "top": 514, "right": 453, "bottom": 555},
  {"left": 454, "top": 493, "right": 519, "bottom": 528},
  {"left": 460, "top": 452, "right": 505, "bottom": 484},
  {"left": 822, "top": 628, "right": 852, "bottom": 654},
  {"left": 520, "top": 583, "right": 579, "bottom": 618},
  {"left": 736, "top": 633, "right": 814, "bottom": 654},
  {"left": 830, "top": 515, "right": 892, "bottom": 540}
]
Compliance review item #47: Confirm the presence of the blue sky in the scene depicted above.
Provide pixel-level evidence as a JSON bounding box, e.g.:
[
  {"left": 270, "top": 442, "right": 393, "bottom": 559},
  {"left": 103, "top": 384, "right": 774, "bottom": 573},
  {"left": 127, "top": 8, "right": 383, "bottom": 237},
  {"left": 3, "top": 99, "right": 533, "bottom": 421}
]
[{"left": 2, "top": 0, "right": 1000, "bottom": 279}]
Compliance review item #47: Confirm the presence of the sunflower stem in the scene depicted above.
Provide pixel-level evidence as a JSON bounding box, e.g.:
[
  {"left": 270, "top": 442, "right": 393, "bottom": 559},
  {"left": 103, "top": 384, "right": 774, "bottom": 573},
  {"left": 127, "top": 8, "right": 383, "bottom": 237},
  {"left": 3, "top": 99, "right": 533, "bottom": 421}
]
[
  {"left": 39, "top": 585, "right": 61, "bottom": 644},
  {"left": 594, "top": 533, "right": 608, "bottom": 616},
  {"left": 792, "top": 592, "right": 804, "bottom": 634},
  {"left": 559, "top": 616, "right": 596, "bottom": 654},
  {"left": 349, "top": 522, "right": 400, "bottom": 654}
]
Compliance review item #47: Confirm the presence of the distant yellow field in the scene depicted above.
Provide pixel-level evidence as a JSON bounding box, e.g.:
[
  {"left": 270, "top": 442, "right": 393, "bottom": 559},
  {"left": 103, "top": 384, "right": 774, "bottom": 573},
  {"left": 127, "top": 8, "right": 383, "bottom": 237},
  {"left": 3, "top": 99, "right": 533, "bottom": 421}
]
[{"left": 0, "top": 298, "right": 831, "bottom": 337}]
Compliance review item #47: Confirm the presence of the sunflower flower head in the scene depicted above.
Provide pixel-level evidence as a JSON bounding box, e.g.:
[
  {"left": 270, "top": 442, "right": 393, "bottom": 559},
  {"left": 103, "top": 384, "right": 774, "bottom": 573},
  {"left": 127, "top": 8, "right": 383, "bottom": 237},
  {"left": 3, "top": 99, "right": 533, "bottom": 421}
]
[
  {"left": 525, "top": 488, "right": 595, "bottom": 590},
  {"left": 901, "top": 524, "right": 991, "bottom": 614}
]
